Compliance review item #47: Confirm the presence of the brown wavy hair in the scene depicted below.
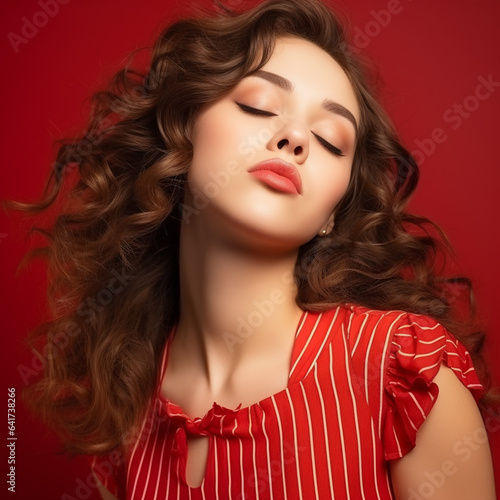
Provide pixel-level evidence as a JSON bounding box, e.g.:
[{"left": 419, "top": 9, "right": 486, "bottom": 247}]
[{"left": 3, "top": 0, "right": 492, "bottom": 455}]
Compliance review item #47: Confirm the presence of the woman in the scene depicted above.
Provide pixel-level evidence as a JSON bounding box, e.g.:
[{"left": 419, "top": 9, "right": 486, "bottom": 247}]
[{"left": 7, "top": 0, "right": 496, "bottom": 498}]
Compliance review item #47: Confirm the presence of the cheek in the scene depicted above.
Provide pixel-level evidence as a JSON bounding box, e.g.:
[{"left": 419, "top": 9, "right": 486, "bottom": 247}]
[
  {"left": 312, "top": 164, "right": 352, "bottom": 215},
  {"left": 191, "top": 109, "right": 251, "bottom": 170},
  {"left": 192, "top": 118, "right": 229, "bottom": 162},
  {"left": 189, "top": 119, "right": 233, "bottom": 183}
]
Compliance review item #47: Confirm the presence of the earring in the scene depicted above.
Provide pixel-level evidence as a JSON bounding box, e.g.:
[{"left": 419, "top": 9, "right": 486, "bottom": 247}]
[{"left": 321, "top": 229, "right": 327, "bottom": 236}]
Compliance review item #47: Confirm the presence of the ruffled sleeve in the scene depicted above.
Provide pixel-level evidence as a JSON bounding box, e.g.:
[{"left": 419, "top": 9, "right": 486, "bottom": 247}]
[
  {"left": 383, "top": 314, "right": 484, "bottom": 460},
  {"left": 87, "top": 449, "right": 126, "bottom": 499}
]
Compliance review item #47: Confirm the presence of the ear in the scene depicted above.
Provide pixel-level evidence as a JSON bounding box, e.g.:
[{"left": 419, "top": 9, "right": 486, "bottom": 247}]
[{"left": 318, "top": 213, "right": 335, "bottom": 237}]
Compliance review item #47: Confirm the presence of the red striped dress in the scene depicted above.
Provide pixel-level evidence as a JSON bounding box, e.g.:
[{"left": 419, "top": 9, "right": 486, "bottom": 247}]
[{"left": 90, "top": 304, "right": 483, "bottom": 499}]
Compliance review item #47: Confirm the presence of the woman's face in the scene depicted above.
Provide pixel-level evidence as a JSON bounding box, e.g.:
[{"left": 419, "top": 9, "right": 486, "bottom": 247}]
[{"left": 185, "top": 36, "right": 360, "bottom": 252}]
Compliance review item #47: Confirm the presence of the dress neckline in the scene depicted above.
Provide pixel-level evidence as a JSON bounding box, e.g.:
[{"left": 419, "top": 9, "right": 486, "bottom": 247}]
[{"left": 156, "top": 308, "right": 313, "bottom": 430}]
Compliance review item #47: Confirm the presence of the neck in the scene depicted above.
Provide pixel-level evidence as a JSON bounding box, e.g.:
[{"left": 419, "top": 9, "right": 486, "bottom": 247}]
[{"left": 175, "top": 215, "right": 303, "bottom": 389}]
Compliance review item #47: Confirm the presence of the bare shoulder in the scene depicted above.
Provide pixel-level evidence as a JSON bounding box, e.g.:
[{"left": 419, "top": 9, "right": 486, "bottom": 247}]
[
  {"left": 389, "top": 363, "right": 496, "bottom": 500},
  {"left": 94, "top": 473, "right": 120, "bottom": 500}
]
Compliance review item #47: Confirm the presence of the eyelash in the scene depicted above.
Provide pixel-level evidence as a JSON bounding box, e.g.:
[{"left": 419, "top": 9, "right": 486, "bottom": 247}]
[
  {"left": 311, "top": 132, "right": 345, "bottom": 157},
  {"left": 235, "top": 102, "right": 345, "bottom": 157},
  {"left": 236, "top": 102, "right": 276, "bottom": 117}
]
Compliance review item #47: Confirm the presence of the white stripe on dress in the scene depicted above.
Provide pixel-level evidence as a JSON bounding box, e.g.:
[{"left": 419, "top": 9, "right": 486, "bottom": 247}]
[
  {"left": 351, "top": 313, "right": 369, "bottom": 355},
  {"left": 402, "top": 405, "right": 418, "bottom": 432},
  {"left": 303, "top": 308, "right": 339, "bottom": 379},
  {"left": 289, "top": 313, "right": 323, "bottom": 379},
  {"left": 248, "top": 407, "right": 259, "bottom": 500},
  {"left": 261, "top": 407, "right": 274, "bottom": 500},
  {"left": 329, "top": 343, "right": 351, "bottom": 500},
  {"left": 413, "top": 344, "right": 445, "bottom": 359},
  {"left": 378, "top": 314, "right": 406, "bottom": 436},
  {"left": 341, "top": 323, "right": 367, "bottom": 500},
  {"left": 409, "top": 391, "right": 426, "bottom": 419},
  {"left": 129, "top": 403, "right": 158, "bottom": 500},
  {"left": 214, "top": 433, "right": 219, "bottom": 499},
  {"left": 398, "top": 322, "right": 441, "bottom": 331},
  {"left": 313, "top": 363, "right": 334, "bottom": 499},
  {"left": 285, "top": 389, "right": 303, "bottom": 500},
  {"left": 164, "top": 429, "right": 175, "bottom": 499},
  {"left": 152, "top": 420, "right": 169, "bottom": 499},
  {"left": 374, "top": 313, "right": 405, "bottom": 500},
  {"left": 392, "top": 425, "right": 401, "bottom": 457},
  {"left": 299, "top": 382, "right": 319, "bottom": 500},
  {"left": 369, "top": 418, "right": 383, "bottom": 500},
  {"left": 139, "top": 404, "right": 163, "bottom": 500},
  {"left": 271, "top": 395, "right": 288, "bottom": 500}
]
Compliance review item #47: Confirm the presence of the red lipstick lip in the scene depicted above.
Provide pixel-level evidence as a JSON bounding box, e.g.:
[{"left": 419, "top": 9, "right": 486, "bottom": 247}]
[{"left": 247, "top": 159, "right": 302, "bottom": 195}]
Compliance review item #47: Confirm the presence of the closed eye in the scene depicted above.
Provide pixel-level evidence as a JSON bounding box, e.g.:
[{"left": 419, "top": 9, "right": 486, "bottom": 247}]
[
  {"left": 235, "top": 102, "right": 277, "bottom": 117},
  {"left": 236, "top": 102, "right": 344, "bottom": 157},
  {"left": 311, "top": 132, "right": 345, "bottom": 157}
]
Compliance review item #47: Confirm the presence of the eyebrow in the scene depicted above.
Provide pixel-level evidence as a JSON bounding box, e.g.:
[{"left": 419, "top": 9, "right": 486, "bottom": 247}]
[{"left": 250, "top": 69, "right": 358, "bottom": 133}]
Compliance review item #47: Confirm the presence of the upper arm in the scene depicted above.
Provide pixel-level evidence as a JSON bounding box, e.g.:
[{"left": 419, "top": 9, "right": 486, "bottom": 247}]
[
  {"left": 94, "top": 473, "right": 120, "bottom": 500},
  {"left": 389, "top": 363, "right": 496, "bottom": 500}
]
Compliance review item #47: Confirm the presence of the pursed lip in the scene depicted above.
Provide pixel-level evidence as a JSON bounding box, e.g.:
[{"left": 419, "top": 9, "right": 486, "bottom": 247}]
[{"left": 247, "top": 159, "right": 303, "bottom": 195}]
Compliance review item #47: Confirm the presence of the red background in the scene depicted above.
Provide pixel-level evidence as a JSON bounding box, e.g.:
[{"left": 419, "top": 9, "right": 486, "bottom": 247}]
[{"left": 1, "top": 0, "right": 499, "bottom": 498}]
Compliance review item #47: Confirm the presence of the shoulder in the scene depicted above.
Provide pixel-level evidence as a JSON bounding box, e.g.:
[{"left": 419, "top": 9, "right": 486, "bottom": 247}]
[
  {"left": 336, "top": 304, "right": 483, "bottom": 401},
  {"left": 307, "top": 304, "right": 448, "bottom": 358},
  {"left": 344, "top": 303, "right": 441, "bottom": 328},
  {"left": 337, "top": 303, "right": 444, "bottom": 352},
  {"left": 312, "top": 303, "right": 426, "bottom": 328},
  {"left": 308, "top": 304, "right": 452, "bottom": 388},
  {"left": 305, "top": 304, "right": 480, "bottom": 394}
]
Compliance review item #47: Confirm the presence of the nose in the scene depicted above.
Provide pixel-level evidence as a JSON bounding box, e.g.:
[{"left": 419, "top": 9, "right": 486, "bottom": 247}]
[{"left": 267, "top": 119, "right": 309, "bottom": 164}]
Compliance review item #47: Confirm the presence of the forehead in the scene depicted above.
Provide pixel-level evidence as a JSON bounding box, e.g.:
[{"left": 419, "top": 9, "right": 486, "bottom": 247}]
[{"left": 257, "top": 36, "right": 360, "bottom": 124}]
